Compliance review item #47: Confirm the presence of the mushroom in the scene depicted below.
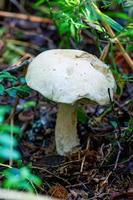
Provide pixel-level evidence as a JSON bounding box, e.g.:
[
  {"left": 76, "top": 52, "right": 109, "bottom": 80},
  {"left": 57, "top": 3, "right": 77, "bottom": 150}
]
[{"left": 26, "top": 49, "right": 116, "bottom": 155}]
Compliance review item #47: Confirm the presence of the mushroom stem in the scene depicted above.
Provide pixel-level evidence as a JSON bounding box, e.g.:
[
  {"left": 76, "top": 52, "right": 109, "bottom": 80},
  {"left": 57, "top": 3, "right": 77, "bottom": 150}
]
[{"left": 55, "top": 103, "right": 79, "bottom": 155}]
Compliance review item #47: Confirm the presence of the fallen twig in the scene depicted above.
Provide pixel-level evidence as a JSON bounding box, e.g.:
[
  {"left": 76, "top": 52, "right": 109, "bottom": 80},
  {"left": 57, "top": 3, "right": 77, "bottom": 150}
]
[
  {"left": 111, "top": 188, "right": 133, "bottom": 200},
  {"left": 80, "top": 138, "right": 90, "bottom": 173},
  {"left": 113, "top": 141, "right": 122, "bottom": 170},
  {"left": 0, "top": 11, "right": 52, "bottom": 24},
  {"left": 32, "top": 166, "right": 71, "bottom": 185},
  {"left": 4, "top": 54, "right": 32, "bottom": 72}
]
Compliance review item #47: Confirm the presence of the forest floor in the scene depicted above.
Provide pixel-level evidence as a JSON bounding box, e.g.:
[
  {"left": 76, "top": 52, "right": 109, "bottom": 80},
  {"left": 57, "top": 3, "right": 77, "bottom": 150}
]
[{"left": 0, "top": 4, "right": 133, "bottom": 200}]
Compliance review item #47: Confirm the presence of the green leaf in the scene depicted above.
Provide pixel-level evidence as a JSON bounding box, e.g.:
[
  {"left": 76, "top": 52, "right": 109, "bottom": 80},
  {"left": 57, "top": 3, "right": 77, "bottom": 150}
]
[
  {"left": 19, "top": 76, "right": 26, "bottom": 84},
  {"left": 23, "top": 101, "right": 36, "bottom": 109},
  {"left": 28, "top": 174, "right": 42, "bottom": 186},
  {"left": 0, "top": 133, "right": 17, "bottom": 146},
  {"left": 82, "top": 5, "right": 103, "bottom": 32},
  {"left": 118, "top": 29, "right": 133, "bottom": 37},
  {"left": 91, "top": 2, "right": 123, "bottom": 32},
  {"left": 70, "top": 23, "right": 76, "bottom": 38},
  {"left": 0, "top": 27, "right": 7, "bottom": 37},
  {"left": 101, "top": 14, "right": 124, "bottom": 32},
  {"left": 4, "top": 176, "right": 21, "bottom": 188},
  {"left": 122, "top": 74, "right": 133, "bottom": 82},
  {"left": 4, "top": 167, "right": 20, "bottom": 177},
  {"left": 110, "top": 120, "right": 118, "bottom": 128},
  {"left": 20, "top": 167, "right": 31, "bottom": 178},
  {"left": 0, "top": 147, "right": 20, "bottom": 160},
  {"left": 77, "top": 107, "right": 88, "bottom": 124},
  {"left": 0, "top": 124, "right": 20, "bottom": 134},
  {"left": 0, "top": 71, "right": 17, "bottom": 82},
  {"left": 3, "top": 50, "right": 20, "bottom": 65},
  {"left": 5, "top": 87, "right": 16, "bottom": 97},
  {"left": 15, "top": 181, "right": 35, "bottom": 192},
  {"left": 20, "top": 167, "right": 42, "bottom": 186},
  {"left": 0, "top": 84, "right": 5, "bottom": 95},
  {"left": 6, "top": 85, "right": 31, "bottom": 98},
  {"left": 0, "top": 106, "right": 11, "bottom": 123},
  {"left": 0, "top": 106, "right": 11, "bottom": 113},
  {"left": 34, "top": 0, "right": 46, "bottom": 7},
  {"left": 3, "top": 167, "right": 42, "bottom": 192},
  {"left": 16, "top": 85, "right": 31, "bottom": 97},
  {"left": 106, "top": 12, "right": 133, "bottom": 22}
]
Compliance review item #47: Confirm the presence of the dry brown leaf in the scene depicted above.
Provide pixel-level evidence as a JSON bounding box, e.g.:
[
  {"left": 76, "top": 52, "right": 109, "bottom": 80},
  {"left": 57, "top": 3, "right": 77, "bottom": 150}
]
[{"left": 48, "top": 185, "right": 68, "bottom": 199}]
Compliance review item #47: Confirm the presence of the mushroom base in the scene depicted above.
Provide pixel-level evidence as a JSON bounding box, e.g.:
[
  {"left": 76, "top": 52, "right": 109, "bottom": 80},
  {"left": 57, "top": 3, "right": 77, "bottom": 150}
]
[{"left": 55, "top": 103, "right": 79, "bottom": 155}]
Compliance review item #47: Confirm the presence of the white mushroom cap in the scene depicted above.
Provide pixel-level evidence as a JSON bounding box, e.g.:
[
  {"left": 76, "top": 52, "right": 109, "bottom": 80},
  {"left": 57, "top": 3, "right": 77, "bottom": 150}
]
[{"left": 26, "top": 49, "right": 116, "bottom": 105}]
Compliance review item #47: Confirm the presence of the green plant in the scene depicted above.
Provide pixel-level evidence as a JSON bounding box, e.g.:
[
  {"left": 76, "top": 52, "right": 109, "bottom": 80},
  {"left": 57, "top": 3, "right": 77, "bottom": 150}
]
[
  {"left": 0, "top": 106, "right": 20, "bottom": 160},
  {"left": 34, "top": 0, "right": 124, "bottom": 41},
  {"left": 0, "top": 71, "right": 30, "bottom": 98},
  {"left": 0, "top": 105, "right": 41, "bottom": 192},
  {"left": 122, "top": 118, "right": 133, "bottom": 141},
  {"left": 3, "top": 167, "right": 42, "bottom": 192}
]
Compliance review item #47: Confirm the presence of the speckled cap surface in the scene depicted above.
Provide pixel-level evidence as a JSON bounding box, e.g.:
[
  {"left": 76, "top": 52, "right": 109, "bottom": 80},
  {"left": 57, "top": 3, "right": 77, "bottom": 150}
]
[{"left": 26, "top": 49, "right": 116, "bottom": 105}]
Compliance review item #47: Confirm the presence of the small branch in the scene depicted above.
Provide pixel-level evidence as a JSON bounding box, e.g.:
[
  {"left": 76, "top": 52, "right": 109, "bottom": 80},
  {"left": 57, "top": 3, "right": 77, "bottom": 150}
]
[
  {"left": 0, "top": 188, "right": 56, "bottom": 200},
  {"left": 32, "top": 166, "right": 71, "bottom": 185},
  {"left": 0, "top": 163, "right": 12, "bottom": 168},
  {"left": 113, "top": 141, "right": 122, "bottom": 170},
  {"left": 10, "top": 0, "right": 26, "bottom": 13},
  {"left": 100, "top": 43, "right": 110, "bottom": 61},
  {"left": 0, "top": 11, "right": 52, "bottom": 24},
  {"left": 102, "top": 22, "right": 133, "bottom": 70},
  {"left": 6, "top": 96, "right": 19, "bottom": 123},
  {"left": 80, "top": 138, "right": 90, "bottom": 173},
  {"left": 4, "top": 54, "right": 32, "bottom": 72},
  {"left": 100, "top": 144, "right": 112, "bottom": 167}
]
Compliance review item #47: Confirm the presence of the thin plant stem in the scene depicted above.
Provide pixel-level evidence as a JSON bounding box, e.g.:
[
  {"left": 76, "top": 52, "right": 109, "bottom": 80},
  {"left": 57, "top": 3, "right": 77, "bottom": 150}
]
[{"left": 9, "top": 118, "right": 14, "bottom": 167}]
